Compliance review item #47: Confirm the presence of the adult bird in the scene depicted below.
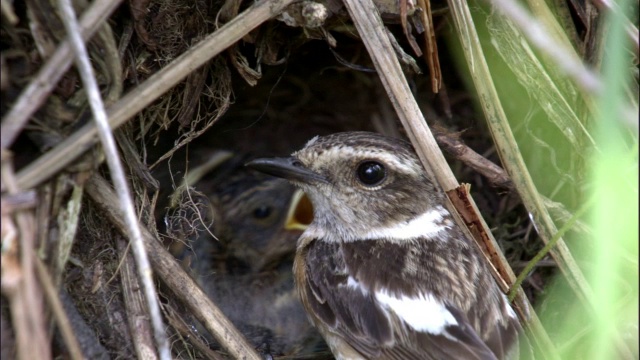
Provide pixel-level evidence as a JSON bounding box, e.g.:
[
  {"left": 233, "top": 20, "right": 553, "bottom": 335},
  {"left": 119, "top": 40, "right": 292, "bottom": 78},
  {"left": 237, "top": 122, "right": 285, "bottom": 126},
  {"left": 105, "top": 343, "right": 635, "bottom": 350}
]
[{"left": 247, "top": 131, "right": 521, "bottom": 360}]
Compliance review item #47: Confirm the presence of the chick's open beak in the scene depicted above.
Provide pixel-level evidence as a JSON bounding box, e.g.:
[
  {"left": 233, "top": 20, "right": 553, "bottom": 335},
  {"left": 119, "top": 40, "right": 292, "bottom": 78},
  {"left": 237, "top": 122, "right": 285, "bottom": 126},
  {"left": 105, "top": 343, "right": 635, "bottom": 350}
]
[
  {"left": 285, "top": 189, "right": 313, "bottom": 231},
  {"left": 246, "top": 157, "right": 327, "bottom": 184}
]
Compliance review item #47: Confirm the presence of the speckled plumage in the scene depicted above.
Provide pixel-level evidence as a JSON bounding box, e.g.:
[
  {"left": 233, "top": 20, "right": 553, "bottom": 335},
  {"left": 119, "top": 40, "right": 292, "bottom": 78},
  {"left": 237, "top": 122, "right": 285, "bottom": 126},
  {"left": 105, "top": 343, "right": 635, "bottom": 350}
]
[{"left": 248, "top": 131, "right": 521, "bottom": 360}]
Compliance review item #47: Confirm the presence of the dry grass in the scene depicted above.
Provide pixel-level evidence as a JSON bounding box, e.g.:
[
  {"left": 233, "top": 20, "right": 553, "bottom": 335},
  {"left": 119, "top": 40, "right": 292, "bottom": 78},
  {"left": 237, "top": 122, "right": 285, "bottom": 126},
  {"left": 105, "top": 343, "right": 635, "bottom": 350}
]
[{"left": 1, "top": 0, "right": 637, "bottom": 358}]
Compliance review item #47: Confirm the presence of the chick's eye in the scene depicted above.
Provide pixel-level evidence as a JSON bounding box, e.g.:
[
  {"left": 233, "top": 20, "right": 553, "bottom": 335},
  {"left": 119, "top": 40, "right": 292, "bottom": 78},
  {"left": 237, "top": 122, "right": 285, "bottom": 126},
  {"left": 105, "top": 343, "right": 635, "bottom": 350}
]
[
  {"left": 356, "top": 161, "right": 386, "bottom": 186},
  {"left": 253, "top": 205, "right": 273, "bottom": 219}
]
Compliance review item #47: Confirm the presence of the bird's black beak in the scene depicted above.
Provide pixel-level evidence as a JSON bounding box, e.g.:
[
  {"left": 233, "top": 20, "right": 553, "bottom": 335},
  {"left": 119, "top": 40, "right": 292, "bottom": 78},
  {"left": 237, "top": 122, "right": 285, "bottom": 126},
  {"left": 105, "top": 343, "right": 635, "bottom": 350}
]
[{"left": 246, "top": 157, "right": 327, "bottom": 184}]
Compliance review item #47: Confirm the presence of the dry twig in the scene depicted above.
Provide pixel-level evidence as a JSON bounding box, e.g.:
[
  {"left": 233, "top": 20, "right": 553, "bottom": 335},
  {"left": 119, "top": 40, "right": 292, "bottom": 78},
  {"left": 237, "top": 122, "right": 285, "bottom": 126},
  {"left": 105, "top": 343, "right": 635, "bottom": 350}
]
[
  {"left": 432, "top": 125, "right": 591, "bottom": 235},
  {"left": 0, "top": 0, "right": 123, "bottom": 149},
  {"left": 86, "top": 174, "right": 262, "bottom": 360},
  {"left": 13, "top": 0, "right": 298, "bottom": 191},
  {"left": 33, "top": 257, "right": 83, "bottom": 360},
  {"left": 1, "top": 153, "right": 50, "bottom": 360},
  {"left": 56, "top": 0, "right": 171, "bottom": 357},
  {"left": 416, "top": 0, "right": 442, "bottom": 92},
  {"left": 432, "top": 126, "right": 513, "bottom": 189},
  {"left": 340, "top": 0, "right": 558, "bottom": 357},
  {"left": 116, "top": 238, "right": 159, "bottom": 360},
  {"left": 164, "top": 305, "right": 226, "bottom": 360},
  {"left": 448, "top": 0, "right": 584, "bottom": 317},
  {"left": 445, "top": 0, "right": 635, "bottom": 357}
]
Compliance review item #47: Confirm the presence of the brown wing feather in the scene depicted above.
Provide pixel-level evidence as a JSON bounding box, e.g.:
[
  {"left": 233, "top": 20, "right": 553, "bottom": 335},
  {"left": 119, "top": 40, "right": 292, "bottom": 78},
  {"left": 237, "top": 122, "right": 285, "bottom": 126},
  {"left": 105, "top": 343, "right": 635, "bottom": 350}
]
[{"left": 301, "top": 237, "right": 519, "bottom": 360}]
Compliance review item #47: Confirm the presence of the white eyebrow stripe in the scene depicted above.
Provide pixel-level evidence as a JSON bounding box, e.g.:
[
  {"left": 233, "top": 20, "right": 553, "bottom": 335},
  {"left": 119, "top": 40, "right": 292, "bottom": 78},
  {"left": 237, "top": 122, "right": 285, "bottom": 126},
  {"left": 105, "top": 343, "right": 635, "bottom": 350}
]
[
  {"left": 375, "top": 289, "right": 458, "bottom": 334},
  {"left": 302, "top": 146, "right": 421, "bottom": 175},
  {"left": 361, "top": 206, "right": 451, "bottom": 241}
]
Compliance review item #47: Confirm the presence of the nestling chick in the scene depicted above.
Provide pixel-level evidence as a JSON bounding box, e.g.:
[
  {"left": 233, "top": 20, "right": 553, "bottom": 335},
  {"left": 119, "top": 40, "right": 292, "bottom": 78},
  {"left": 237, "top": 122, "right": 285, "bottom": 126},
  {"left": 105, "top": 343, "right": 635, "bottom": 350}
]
[
  {"left": 247, "top": 131, "right": 521, "bottom": 360},
  {"left": 201, "top": 167, "right": 304, "bottom": 272},
  {"left": 182, "top": 163, "right": 323, "bottom": 356}
]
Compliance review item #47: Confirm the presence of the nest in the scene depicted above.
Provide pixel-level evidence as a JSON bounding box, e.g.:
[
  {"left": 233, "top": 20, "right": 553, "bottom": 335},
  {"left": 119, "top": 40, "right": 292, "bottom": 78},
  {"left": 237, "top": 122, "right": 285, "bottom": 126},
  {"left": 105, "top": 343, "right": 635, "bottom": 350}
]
[{"left": 2, "top": 0, "right": 635, "bottom": 358}]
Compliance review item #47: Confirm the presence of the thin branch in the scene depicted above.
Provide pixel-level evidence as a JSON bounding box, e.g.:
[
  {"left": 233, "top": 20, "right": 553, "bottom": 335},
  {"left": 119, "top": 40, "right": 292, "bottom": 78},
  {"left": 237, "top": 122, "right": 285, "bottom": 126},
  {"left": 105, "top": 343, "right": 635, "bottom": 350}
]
[
  {"left": 116, "top": 238, "right": 159, "bottom": 360},
  {"left": 0, "top": 0, "right": 123, "bottom": 149},
  {"left": 85, "top": 174, "right": 262, "bottom": 360},
  {"left": 341, "top": 0, "right": 559, "bottom": 357},
  {"left": 432, "top": 126, "right": 513, "bottom": 189},
  {"left": 432, "top": 125, "right": 591, "bottom": 234},
  {"left": 444, "top": 0, "right": 638, "bottom": 358},
  {"left": 56, "top": 0, "right": 170, "bottom": 358},
  {"left": 447, "top": 0, "right": 592, "bottom": 311},
  {"left": 416, "top": 0, "right": 442, "bottom": 92},
  {"left": 1, "top": 154, "right": 50, "bottom": 360},
  {"left": 0, "top": 0, "right": 19, "bottom": 25},
  {"left": 164, "top": 305, "right": 227, "bottom": 360},
  {"left": 34, "top": 257, "right": 83, "bottom": 360},
  {"left": 12, "top": 0, "right": 299, "bottom": 191},
  {"left": 342, "top": 0, "right": 520, "bottom": 290}
]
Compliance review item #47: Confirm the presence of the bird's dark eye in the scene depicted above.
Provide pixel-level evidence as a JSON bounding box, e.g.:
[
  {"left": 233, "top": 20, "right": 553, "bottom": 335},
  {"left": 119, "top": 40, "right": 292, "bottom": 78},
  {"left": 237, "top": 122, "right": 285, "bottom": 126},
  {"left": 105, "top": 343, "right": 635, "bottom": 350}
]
[
  {"left": 253, "top": 205, "right": 273, "bottom": 219},
  {"left": 356, "top": 161, "right": 386, "bottom": 186}
]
